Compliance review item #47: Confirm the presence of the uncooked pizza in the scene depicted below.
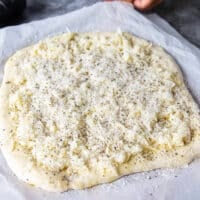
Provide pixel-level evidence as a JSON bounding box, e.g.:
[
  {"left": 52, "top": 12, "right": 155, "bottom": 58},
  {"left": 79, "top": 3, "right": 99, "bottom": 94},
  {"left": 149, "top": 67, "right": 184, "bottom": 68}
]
[{"left": 0, "top": 32, "right": 200, "bottom": 191}]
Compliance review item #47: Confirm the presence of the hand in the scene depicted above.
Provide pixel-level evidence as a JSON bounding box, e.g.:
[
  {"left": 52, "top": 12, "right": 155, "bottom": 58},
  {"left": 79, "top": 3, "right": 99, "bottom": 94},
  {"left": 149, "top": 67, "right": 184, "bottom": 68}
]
[{"left": 106, "top": 0, "right": 163, "bottom": 11}]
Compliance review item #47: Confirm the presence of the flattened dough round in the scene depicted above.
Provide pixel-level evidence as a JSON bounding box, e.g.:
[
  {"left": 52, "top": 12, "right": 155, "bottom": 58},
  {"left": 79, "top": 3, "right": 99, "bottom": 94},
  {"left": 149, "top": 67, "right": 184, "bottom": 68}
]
[{"left": 0, "top": 32, "right": 200, "bottom": 191}]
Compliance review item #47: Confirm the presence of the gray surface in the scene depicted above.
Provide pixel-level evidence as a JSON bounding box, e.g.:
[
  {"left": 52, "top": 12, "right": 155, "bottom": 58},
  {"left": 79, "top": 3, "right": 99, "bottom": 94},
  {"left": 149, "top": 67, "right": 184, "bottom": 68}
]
[{"left": 3, "top": 0, "right": 200, "bottom": 48}]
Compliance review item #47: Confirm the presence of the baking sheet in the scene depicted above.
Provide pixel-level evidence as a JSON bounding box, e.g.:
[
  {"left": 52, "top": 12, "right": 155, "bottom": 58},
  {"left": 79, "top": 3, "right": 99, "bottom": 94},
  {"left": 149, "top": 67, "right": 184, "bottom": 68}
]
[{"left": 0, "top": 2, "right": 200, "bottom": 200}]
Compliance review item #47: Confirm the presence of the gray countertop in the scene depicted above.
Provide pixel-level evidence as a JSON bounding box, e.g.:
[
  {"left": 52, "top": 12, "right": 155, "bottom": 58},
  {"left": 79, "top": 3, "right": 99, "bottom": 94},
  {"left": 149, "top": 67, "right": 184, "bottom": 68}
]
[{"left": 4, "top": 0, "right": 200, "bottom": 48}]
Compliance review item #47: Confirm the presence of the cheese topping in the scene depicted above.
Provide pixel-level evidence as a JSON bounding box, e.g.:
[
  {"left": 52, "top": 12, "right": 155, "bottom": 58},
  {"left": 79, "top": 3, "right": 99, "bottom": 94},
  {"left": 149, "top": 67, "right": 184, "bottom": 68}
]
[{"left": 4, "top": 33, "right": 196, "bottom": 174}]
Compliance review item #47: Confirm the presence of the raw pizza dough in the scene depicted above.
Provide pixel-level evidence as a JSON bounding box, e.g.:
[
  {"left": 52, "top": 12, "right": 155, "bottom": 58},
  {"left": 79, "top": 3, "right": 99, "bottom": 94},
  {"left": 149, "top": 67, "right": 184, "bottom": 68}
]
[{"left": 0, "top": 32, "right": 200, "bottom": 192}]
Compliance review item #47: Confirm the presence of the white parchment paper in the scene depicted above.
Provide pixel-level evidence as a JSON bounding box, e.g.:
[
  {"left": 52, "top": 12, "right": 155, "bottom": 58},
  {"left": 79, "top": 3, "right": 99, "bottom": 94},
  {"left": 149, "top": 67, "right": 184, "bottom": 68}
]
[{"left": 0, "top": 2, "right": 200, "bottom": 200}]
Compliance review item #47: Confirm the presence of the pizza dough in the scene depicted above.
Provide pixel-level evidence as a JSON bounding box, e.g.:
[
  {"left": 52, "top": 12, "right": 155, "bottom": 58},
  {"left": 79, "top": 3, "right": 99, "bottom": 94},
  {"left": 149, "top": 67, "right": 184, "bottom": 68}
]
[{"left": 0, "top": 32, "right": 200, "bottom": 192}]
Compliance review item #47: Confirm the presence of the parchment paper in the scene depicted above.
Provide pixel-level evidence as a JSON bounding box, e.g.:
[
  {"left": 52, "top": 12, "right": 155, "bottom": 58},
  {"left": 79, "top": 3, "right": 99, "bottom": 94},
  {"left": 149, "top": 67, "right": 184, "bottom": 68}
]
[{"left": 0, "top": 2, "right": 200, "bottom": 200}]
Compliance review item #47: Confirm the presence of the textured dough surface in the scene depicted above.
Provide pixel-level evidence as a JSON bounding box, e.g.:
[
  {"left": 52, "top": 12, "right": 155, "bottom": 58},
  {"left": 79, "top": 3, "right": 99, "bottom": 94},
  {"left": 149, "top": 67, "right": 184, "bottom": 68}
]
[{"left": 0, "top": 32, "right": 200, "bottom": 192}]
